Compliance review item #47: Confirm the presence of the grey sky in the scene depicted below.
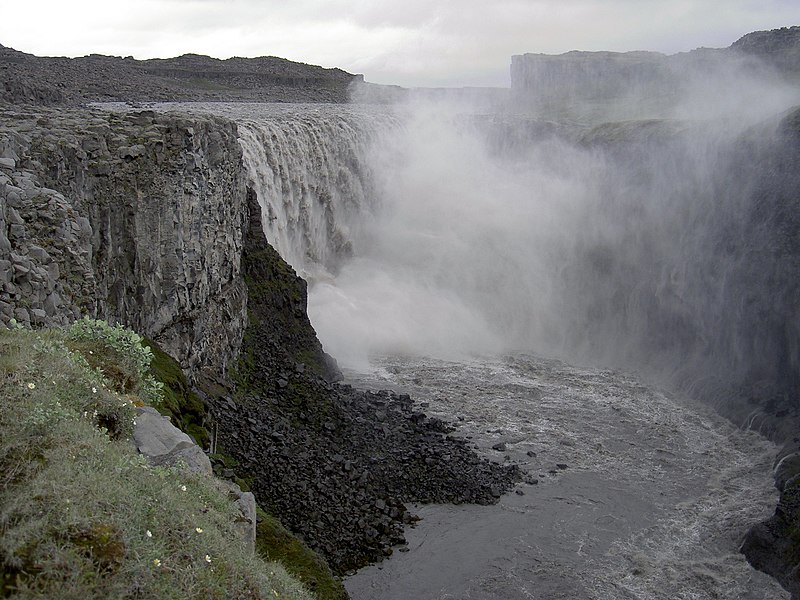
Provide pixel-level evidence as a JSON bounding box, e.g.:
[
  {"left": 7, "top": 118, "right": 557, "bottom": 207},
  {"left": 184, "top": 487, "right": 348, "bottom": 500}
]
[{"left": 2, "top": 1, "right": 797, "bottom": 87}]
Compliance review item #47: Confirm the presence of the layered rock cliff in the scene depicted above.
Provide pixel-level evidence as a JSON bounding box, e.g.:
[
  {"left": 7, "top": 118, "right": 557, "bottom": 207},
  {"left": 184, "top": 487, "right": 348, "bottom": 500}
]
[{"left": 0, "top": 106, "right": 248, "bottom": 376}]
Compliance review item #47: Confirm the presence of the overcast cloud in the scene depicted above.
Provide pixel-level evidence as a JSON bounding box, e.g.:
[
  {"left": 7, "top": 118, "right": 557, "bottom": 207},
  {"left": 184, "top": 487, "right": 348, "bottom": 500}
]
[{"left": 1, "top": 0, "right": 797, "bottom": 86}]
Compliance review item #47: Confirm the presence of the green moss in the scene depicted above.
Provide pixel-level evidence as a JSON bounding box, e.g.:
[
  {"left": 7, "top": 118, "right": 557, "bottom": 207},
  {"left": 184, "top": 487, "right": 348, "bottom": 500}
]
[
  {"left": 209, "top": 453, "right": 238, "bottom": 469},
  {"left": 255, "top": 508, "right": 349, "bottom": 600},
  {"left": 143, "top": 338, "right": 210, "bottom": 449},
  {"left": 234, "top": 476, "right": 254, "bottom": 493}
]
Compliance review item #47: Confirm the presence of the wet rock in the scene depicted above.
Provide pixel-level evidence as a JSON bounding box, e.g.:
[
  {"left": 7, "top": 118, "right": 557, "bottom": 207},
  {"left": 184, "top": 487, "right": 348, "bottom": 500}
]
[
  {"left": 741, "top": 476, "right": 800, "bottom": 599},
  {"left": 775, "top": 453, "right": 800, "bottom": 491}
]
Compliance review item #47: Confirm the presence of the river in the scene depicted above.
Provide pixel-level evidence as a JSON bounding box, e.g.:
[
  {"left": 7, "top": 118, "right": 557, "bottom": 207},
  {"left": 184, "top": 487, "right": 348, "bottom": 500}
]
[{"left": 343, "top": 355, "right": 786, "bottom": 599}]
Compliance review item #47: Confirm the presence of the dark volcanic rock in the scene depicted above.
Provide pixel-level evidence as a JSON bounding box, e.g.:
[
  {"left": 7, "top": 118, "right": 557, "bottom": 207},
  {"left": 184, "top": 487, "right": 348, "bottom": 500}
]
[
  {"left": 239, "top": 185, "right": 340, "bottom": 383},
  {"left": 741, "top": 474, "right": 800, "bottom": 598},
  {"left": 742, "top": 435, "right": 800, "bottom": 598},
  {"left": 0, "top": 45, "right": 362, "bottom": 106},
  {"left": 208, "top": 190, "right": 521, "bottom": 574}
]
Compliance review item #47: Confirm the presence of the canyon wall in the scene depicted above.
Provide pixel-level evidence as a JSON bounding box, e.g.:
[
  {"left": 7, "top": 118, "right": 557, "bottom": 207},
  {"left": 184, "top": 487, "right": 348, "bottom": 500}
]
[
  {"left": 510, "top": 26, "right": 800, "bottom": 122},
  {"left": 0, "top": 106, "right": 248, "bottom": 376}
]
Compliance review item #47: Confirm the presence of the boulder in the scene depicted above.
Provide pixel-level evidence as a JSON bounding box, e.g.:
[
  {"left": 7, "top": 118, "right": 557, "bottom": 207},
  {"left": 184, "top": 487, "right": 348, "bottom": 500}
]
[
  {"left": 148, "top": 443, "right": 213, "bottom": 477},
  {"left": 133, "top": 406, "right": 254, "bottom": 551},
  {"left": 133, "top": 406, "right": 197, "bottom": 458}
]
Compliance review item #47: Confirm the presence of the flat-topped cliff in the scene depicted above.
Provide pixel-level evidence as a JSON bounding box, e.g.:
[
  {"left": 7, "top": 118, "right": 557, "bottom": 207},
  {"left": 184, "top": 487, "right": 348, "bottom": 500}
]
[
  {"left": 511, "top": 26, "right": 800, "bottom": 122},
  {"left": 0, "top": 45, "right": 362, "bottom": 105}
]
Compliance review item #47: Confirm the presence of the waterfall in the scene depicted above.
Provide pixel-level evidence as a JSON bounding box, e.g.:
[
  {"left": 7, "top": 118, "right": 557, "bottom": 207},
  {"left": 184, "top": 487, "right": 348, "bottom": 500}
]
[
  {"left": 234, "top": 105, "right": 398, "bottom": 281},
  {"left": 225, "top": 101, "right": 798, "bottom": 426}
]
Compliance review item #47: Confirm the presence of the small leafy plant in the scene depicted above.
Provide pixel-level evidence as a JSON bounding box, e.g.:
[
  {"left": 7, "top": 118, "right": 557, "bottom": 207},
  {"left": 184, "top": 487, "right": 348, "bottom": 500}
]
[{"left": 65, "top": 318, "right": 164, "bottom": 407}]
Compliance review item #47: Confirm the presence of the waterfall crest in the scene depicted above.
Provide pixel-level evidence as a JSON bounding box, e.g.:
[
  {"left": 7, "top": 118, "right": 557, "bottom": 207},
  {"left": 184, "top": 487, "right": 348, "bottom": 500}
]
[{"left": 234, "top": 105, "right": 398, "bottom": 280}]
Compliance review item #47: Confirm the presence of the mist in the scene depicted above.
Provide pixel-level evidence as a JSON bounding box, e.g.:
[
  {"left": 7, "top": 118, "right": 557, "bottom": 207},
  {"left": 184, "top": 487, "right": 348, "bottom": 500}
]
[
  {"left": 304, "top": 55, "right": 800, "bottom": 425},
  {"left": 308, "top": 106, "right": 598, "bottom": 366},
  {"left": 222, "top": 45, "right": 798, "bottom": 428}
]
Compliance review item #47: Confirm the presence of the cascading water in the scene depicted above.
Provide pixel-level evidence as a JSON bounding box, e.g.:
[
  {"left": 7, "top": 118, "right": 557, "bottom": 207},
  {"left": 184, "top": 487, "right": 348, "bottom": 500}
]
[
  {"left": 167, "top": 99, "right": 797, "bottom": 598},
  {"left": 233, "top": 104, "right": 398, "bottom": 280},
  {"left": 177, "top": 102, "right": 798, "bottom": 413}
]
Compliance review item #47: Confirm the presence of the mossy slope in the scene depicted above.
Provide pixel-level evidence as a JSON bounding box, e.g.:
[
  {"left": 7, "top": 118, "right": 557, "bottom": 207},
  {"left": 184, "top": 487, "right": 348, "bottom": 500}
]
[{"left": 0, "top": 325, "right": 313, "bottom": 599}]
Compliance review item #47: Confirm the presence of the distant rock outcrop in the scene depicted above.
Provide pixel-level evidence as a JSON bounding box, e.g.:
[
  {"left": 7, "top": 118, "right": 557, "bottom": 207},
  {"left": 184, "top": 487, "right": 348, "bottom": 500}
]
[
  {"left": 731, "top": 25, "right": 800, "bottom": 75},
  {"left": 510, "top": 26, "right": 800, "bottom": 122},
  {"left": 0, "top": 45, "right": 362, "bottom": 105}
]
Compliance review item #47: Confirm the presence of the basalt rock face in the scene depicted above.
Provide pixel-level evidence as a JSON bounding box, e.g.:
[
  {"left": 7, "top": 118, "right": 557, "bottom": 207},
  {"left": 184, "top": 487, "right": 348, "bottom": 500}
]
[
  {"left": 0, "top": 106, "right": 248, "bottom": 377},
  {"left": 0, "top": 45, "right": 361, "bottom": 105}
]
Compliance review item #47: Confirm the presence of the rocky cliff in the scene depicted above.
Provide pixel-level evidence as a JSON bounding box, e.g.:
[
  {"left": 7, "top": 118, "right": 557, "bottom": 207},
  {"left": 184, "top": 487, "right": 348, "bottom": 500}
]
[
  {"left": 0, "top": 106, "right": 249, "bottom": 377},
  {"left": 0, "top": 102, "right": 519, "bottom": 581}
]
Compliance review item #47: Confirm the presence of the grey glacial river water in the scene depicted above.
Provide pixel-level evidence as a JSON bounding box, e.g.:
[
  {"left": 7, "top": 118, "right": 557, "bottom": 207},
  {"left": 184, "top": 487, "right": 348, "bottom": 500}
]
[{"left": 344, "top": 355, "right": 786, "bottom": 600}]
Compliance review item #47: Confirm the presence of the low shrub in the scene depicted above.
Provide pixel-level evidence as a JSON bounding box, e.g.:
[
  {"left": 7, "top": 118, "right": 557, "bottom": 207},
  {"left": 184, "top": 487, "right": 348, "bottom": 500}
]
[{"left": 65, "top": 318, "right": 164, "bottom": 406}]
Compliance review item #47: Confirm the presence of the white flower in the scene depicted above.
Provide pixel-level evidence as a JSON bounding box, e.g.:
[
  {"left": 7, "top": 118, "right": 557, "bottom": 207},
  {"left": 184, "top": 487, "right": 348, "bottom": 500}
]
[
  {"left": 27, "top": 383, "right": 35, "bottom": 390},
  {"left": 92, "top": 387, "right": 97, "bottom": 394},
  {"left": 152, "top": 558, "right": 161, "bottom": 567},
  {"left": 180, "top": 485, "right": 187, "bottom": 492},
  {"left": 204, "top": 554, "right": 212, "bottom": 563},
  {"left": 195, "top": 527, "right": 203, "bottom": 534},
  {"left": 146, "top": 530, "right": 152, "bottom": 538}
]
